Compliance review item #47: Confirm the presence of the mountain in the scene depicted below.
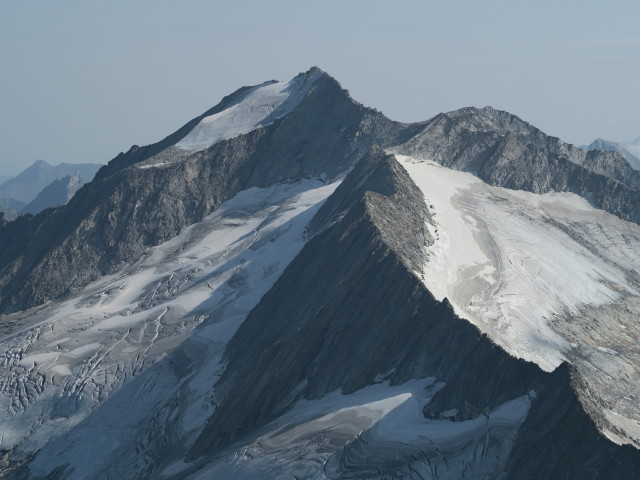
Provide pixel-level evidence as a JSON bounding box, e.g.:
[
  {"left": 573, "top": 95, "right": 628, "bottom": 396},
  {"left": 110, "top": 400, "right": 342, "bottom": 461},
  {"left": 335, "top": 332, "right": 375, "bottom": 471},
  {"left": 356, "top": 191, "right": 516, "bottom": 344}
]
[
  {"left": 0, "top": 69, "right": 409, "bottom": 314},
  {"left": 0, "top": 160, "right": 102, "bottom": 204},
  {"left": 0, "top": 68, "right": 638, "bottom": 479},
  {"left": 19, "top": 172, "right": 87, "bottom": 216},
  {"left": 582, "top": 137, "right": 640, "bottom": 171}
]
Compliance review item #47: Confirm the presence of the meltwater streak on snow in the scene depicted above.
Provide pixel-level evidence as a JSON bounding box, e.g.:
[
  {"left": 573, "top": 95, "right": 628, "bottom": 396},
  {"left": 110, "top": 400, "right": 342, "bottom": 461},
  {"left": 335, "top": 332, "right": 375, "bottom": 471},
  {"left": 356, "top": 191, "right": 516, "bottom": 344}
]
[
  {"left": 175, "top": 70, "right": 321, "bottom": 152},
  {"left": 0, "top": 178, "right": 339, "bottom": 477},
  {"left": 397, "top": 155, "right": 640, "bottom": 372}
]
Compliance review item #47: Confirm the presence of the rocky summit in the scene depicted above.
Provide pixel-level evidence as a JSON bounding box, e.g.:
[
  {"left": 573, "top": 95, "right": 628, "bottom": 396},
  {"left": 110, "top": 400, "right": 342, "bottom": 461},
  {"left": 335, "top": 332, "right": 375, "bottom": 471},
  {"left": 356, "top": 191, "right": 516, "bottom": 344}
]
[{"left": 0, "top": 68, "right": 639, "bottom": 479}]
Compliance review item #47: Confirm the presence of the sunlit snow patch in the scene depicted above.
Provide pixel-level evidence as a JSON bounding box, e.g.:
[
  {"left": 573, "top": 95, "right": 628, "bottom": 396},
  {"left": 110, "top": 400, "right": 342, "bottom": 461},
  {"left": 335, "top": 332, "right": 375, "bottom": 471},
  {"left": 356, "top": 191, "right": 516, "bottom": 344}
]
[
  {"left": 397, "top": 155, "right": 640, "bottom": 372},
  {"left": 176, "top": 70, "right": 322, "bottom": 152}
]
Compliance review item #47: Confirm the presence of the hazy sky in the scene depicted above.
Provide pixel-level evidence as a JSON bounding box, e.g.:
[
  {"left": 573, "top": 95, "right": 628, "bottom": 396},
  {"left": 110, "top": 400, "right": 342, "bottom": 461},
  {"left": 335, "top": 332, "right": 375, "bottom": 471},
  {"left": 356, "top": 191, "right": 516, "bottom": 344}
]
[{"left": 1, "top": 1, "right": 639, "bottom": 175}]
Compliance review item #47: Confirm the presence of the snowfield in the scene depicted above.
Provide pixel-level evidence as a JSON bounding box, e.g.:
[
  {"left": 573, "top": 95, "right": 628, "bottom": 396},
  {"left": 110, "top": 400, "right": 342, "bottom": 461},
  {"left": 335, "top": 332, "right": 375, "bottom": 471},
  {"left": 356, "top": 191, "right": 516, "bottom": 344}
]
[
  {"left": 397, "top": 155, "right": 640, "bottom": 372},
  {"left": 176, "top": 70, "right": 322, "bottom": 152},
  {"left": 179, "top": 378, "right": 534, "bottom": 480},
  {"left": 398, "top": 154, "right": 640, "bottom": 448}
]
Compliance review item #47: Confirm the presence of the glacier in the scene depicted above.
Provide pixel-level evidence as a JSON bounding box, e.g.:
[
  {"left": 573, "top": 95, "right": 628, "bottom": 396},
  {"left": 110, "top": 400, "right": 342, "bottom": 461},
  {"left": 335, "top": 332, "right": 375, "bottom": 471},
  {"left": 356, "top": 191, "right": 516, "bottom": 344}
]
[{"left": 0, "top": 177, "right": 338, "bottom": 478}]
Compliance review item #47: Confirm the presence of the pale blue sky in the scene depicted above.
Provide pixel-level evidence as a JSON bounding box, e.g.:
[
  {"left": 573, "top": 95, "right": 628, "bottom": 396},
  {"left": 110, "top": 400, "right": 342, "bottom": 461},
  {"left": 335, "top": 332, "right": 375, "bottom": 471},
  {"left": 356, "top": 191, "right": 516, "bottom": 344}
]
[{"left": 1, "top": 1, "right": 639, "bottom": 175}]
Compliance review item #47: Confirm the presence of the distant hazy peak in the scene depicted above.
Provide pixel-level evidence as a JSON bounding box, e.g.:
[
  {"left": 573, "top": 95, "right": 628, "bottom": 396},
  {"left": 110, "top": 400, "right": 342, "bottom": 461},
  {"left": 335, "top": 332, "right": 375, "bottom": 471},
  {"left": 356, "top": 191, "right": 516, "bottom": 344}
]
[
  {"left": 0, "top": 161, "right": 101, "bottom": 204},
  {"left": 585, "top": 138, "right": 618, "bottom": 149},
  {"left": 582, "top": 137, "right": 640, "bottom": 171},
  {"left": 19, "top": 172, "right": 87, "bottom": 216}
]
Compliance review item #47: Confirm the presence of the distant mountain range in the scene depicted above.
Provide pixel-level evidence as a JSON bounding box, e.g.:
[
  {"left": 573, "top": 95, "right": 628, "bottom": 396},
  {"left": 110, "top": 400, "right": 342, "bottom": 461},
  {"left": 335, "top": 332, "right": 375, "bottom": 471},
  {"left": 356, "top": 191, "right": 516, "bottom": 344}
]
[
  {"left": 0, "top": 160, "right": 102, "bottom": 219},
  {"left": 581, "top": 137, "right": 640, "bottom": 171}
]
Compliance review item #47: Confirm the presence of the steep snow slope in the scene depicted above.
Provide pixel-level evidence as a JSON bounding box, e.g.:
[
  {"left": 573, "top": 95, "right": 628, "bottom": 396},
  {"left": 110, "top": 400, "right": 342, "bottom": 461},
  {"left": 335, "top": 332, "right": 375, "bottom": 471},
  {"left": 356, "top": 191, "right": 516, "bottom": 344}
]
[
  {"left": 175, "top": 379, "right": 440, "bottom": 479},
  {"left": 176, "top": 70, "right": 323, "bottom": 152},
  {"left": 0, "top": 177, "right": 338, "bottom": 477},
  {"left": 397, "top": 155, "right": 640, "bottom": 371}
]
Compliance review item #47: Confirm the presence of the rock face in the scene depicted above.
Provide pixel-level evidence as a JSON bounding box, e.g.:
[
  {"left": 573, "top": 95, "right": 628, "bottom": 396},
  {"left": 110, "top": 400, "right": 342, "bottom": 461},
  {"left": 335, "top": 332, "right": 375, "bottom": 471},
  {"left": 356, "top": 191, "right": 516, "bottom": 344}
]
[
  {"left": 0, "top": 69, "right": 639, "bottom": 479},
  {"left": 187, "top": 149, "right": 437, "bottom": 456},
  {"left": 395, "top": 107, "right": 640, "bottom": 224}
]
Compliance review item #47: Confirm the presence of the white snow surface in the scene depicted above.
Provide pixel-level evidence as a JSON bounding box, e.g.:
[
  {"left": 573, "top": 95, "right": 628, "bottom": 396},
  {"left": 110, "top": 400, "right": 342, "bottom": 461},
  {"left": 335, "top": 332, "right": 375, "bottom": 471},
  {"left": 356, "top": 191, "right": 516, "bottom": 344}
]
[
  {"left": 176, "top": 70, "right": 321, "bottom": 152},
  {"left": 182, "top": 378, "right": 534, "bottom": 480},
  {"left": 0, "top": 177, "right": 338, "bottom": 478},
  {"left": 397, "top": 155, "right": 640, "bottom": 372}
]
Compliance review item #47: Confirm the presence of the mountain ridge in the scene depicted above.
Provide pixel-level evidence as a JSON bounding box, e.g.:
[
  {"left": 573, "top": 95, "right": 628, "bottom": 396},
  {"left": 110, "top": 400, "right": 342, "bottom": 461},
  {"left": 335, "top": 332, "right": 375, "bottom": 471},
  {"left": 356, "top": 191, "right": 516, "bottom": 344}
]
[{"left": 1, "top": 68, "right": 638, "bottom": 314}]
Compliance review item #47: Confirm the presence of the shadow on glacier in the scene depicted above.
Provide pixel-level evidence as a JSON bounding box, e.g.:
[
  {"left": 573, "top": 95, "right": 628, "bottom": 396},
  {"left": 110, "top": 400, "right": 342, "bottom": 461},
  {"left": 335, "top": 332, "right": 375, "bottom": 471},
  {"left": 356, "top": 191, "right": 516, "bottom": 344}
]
[{"left": 27, "top": 200, "right": 329, "bottom": 479}]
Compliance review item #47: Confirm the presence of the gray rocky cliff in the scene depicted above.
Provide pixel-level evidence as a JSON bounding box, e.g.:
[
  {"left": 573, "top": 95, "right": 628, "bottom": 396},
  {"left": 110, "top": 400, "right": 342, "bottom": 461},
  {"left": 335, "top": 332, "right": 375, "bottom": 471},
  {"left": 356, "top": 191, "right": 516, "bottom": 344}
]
[
  {"left": 582, "top": 138, "right": 640, "bottom": 171},
  {"left": 187, "top": 149, "right": 440, "bottom": 458},
  {"left": 395, "top": 106, "right": 640, "bottom": 224}
]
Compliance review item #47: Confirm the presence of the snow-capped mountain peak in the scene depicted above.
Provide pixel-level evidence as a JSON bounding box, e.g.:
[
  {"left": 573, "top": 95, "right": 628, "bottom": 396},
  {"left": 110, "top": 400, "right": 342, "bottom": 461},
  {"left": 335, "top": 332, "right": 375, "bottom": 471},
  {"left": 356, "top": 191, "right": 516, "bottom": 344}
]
[{"left": 176, "top": 69, "right": 323, "bottom": 152}]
